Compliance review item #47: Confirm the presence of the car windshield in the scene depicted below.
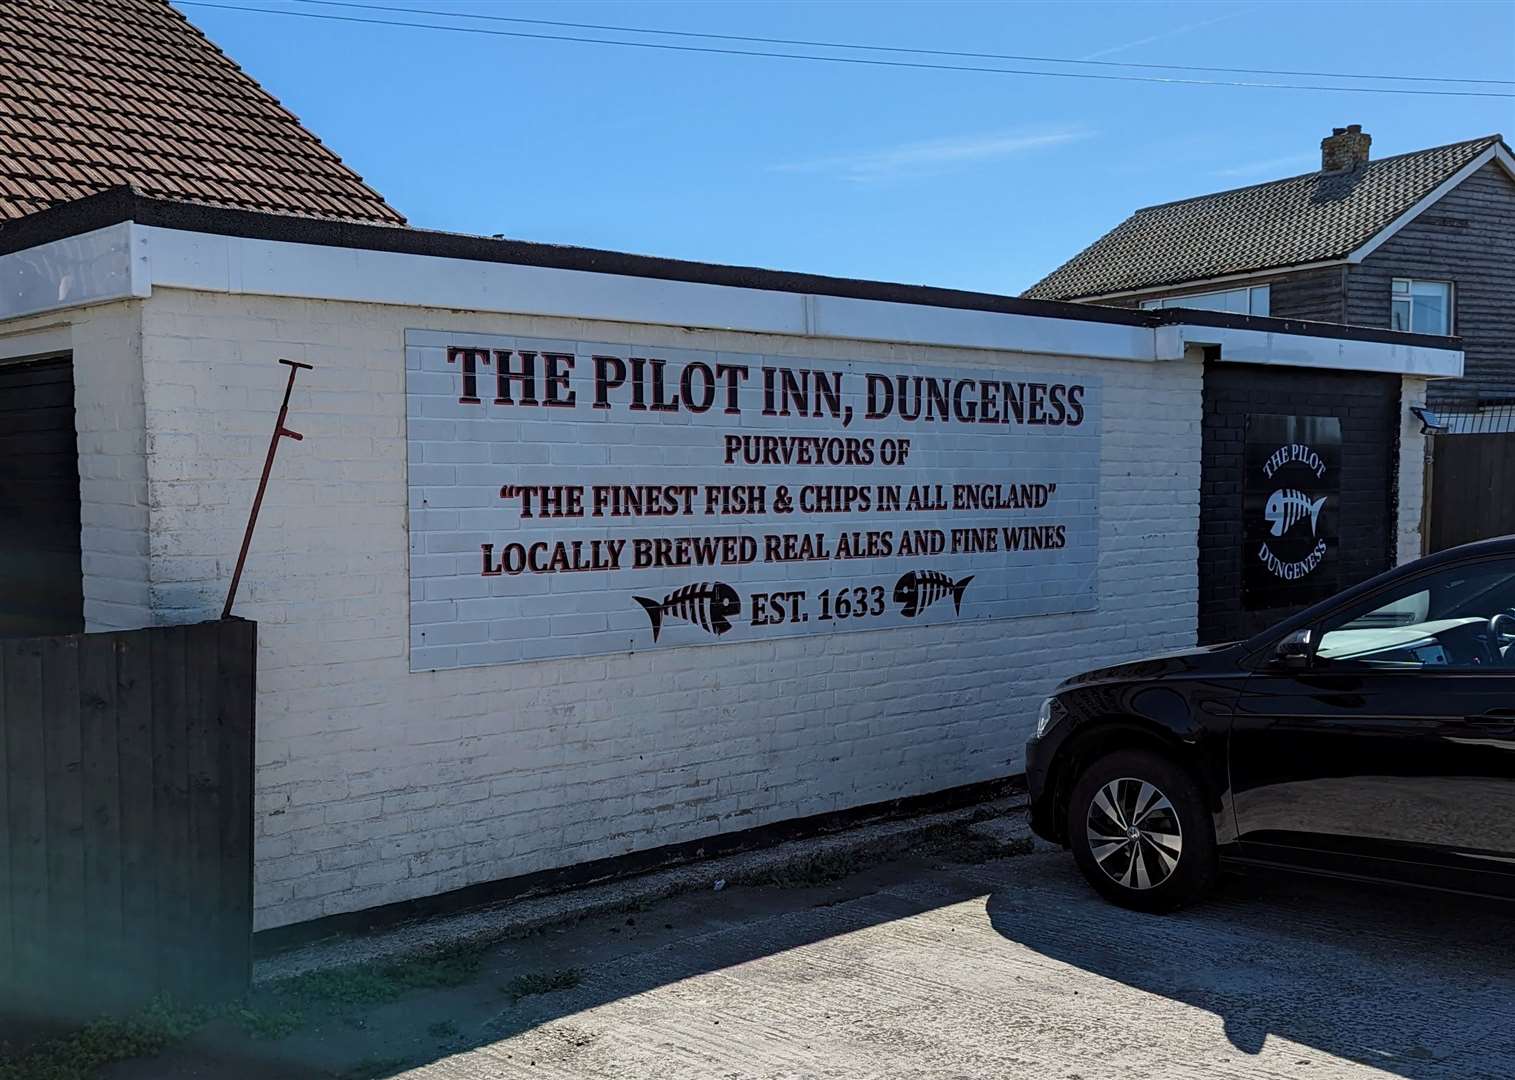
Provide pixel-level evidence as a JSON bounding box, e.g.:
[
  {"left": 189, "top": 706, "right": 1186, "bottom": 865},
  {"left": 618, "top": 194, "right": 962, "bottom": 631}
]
[{"left": 1317, "top": 559, "right": 1515, "bottom": 668}]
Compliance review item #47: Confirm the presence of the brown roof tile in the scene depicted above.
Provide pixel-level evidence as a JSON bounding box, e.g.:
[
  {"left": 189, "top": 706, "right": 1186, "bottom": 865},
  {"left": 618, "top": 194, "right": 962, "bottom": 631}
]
[{"left": 0, "top": 0, "right": 405, "bottom": 224}]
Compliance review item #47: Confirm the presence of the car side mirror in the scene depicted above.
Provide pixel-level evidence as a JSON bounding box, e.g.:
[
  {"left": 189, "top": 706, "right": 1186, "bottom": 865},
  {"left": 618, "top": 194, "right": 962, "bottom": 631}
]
[{"left": 1272, "top": 629, "right": 1314, "bottom": 670}]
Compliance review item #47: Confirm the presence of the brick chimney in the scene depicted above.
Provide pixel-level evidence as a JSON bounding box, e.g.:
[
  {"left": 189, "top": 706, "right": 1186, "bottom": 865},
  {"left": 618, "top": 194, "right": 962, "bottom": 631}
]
[{"left": 1321, "top": 124, "right": 1371, "bottom": 172}]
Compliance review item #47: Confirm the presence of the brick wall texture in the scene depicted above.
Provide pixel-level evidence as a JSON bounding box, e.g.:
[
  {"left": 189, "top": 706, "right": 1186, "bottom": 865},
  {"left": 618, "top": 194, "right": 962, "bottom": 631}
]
[
  {"left": 1396, "top": 377, "right": 1430, "bottom": 564},
  {"left": 116, "top": 288, "right": 1204, "bottom": 930},
  {"left": 2, "top": 301, "right": 153, "bottom": 631}
]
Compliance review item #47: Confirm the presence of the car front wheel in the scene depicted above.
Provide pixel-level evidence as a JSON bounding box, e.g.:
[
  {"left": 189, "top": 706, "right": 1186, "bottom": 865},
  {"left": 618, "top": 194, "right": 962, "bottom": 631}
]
[{"left": 1067, "top": 748, "right": 1217, "bottom": 913}]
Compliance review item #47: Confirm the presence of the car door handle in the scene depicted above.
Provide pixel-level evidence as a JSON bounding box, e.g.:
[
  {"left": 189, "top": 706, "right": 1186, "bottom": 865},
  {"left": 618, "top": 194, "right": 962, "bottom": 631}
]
[{"left": 1465, "top": 709, "right": 1515, "bottom": 727}]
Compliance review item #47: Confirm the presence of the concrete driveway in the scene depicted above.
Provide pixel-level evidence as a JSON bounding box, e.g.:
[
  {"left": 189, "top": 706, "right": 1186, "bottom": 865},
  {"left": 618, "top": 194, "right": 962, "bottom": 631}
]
[
  {"left": 446, "top": 852, "right": 1515, "bottom": 1080},
  {"left": 112, "top": 825, "right": 1515, "bottom": 1080}
]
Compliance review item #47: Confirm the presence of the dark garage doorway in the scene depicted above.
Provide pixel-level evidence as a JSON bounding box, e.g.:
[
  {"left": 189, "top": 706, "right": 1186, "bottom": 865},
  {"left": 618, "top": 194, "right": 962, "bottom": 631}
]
[{"left": 0, "top": 355, "right": 83, "bottom": 637}]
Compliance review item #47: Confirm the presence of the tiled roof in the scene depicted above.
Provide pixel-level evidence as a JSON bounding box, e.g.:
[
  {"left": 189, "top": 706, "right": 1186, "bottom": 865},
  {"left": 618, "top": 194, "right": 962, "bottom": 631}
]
[
  {"left": 0, "top": 0, "right": 404, "bottom": 224},
  {"left": 1023, "top": 135, "right": 1504, "bottom": 301}
]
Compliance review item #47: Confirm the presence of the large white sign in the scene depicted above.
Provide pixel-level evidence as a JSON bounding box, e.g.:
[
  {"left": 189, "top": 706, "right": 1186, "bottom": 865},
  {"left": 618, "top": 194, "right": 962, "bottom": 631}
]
[{"left": 405, "top": 330, "right": 1100, "bottom": 670}]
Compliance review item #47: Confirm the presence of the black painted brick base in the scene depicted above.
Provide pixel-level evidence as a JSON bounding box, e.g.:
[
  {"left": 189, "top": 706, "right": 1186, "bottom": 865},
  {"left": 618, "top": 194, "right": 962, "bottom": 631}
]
[{"left": 1199, "top": 362, "right": 1400, "bottom": 644}]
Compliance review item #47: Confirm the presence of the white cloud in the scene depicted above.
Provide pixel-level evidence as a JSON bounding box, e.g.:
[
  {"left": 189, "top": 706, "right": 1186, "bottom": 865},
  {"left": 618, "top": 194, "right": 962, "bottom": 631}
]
[
  {"left": 771, "top": 128, "right": 1093, "bottom": 183},
  {"left": 1080, "top": 9, "right": 1251, "bottom": 61}
]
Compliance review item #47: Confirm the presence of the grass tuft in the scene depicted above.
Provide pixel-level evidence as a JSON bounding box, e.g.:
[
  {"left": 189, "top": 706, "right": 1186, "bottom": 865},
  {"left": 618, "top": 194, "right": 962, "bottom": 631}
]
[
  {"left": 0, "top": 998, "right": 211, "bottom": 1080},
  {"left": 738, "top": 849, "right": 871, "bottom": 889},
  {"left": 733, "top": 816, "right": 1033, "bottom": 889},
  {"left": 915, "top": 820, "right": 1036, "bottom": 865},
  {"left": 272, "top": 941, "right": 486, "bottom": 1009},
  {"left": 0, "top": 941, "right": 491, "bottom": 1079},
  {"left": 232, "top": 1002, "right": 306, "bottom": 1041}
]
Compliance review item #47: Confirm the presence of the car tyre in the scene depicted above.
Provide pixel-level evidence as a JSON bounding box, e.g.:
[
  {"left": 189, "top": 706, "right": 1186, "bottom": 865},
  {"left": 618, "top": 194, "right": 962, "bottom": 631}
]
[{"left": 1067, "top": 748, "right": 1217, "bottom": 913}]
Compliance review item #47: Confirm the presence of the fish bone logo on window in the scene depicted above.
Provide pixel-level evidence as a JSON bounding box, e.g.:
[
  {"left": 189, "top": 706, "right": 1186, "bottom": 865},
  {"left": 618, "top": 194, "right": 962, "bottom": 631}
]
[
  {"left": 1256, "top": 441, "right": 1331, "bottom": 583},
  {"left": 1264, "top": 489, "right": 1326, "bottom": 538},
  {"left": 1243, "top": 413, "right": 1340, "bottom": 608}
]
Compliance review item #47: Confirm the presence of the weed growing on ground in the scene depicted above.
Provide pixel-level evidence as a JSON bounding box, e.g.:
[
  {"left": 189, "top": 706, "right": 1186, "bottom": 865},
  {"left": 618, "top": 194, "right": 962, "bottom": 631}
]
[
  {"left": 231, "top": 1002, "right": 306, "bottom": 1040},
  {"left": 501, "top": 968, "right": 584, "bottom": 1004},
  {"left": 0, "top": 942, "right": 491, "bottom": 1079},
  {"left": 0, "top": 998, "right": 210, "bottom": 1080},
  {"left": 733, "top": 814, "right": 1033, "bottom": 889},
  {"left": 272, "top": 940, "right": 487, "bottom": 1009},
  {"left": 738, "top": 848, "right": 872, "bottom": 888},
  {"left": 915, "top": 820, "right": 1036, "bottom": 865}
]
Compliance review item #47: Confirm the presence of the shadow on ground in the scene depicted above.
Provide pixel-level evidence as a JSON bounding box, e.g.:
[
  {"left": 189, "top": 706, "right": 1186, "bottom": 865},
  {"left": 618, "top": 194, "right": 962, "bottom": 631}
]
[
  {"left": 987, "top": 858, "right": 1515, "bottom": 1078},
  {"left": 79, "top": 844, "right": 1515, "bottom": 1079},
  {"left": 97, "top": 852, "right": 997, "bottom": 1080}
]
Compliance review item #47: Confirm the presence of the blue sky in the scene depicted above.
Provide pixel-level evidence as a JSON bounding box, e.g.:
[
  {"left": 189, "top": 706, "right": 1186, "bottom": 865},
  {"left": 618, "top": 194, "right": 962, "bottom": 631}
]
[{"left": 179, "top": 0, "right": 1514, "bottom": 294}]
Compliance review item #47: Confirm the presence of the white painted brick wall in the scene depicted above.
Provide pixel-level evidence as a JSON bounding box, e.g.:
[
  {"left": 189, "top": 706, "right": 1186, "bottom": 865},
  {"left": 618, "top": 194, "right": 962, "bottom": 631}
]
[
  {"left": 132, "top": 286, "right": 1202, "bottom": 931},
  {"left": 1397, "top": 376, "right": 1430, "bottom": 564},
  {"left": 1, "top": 301, "right": 152, "bottom": 631}
]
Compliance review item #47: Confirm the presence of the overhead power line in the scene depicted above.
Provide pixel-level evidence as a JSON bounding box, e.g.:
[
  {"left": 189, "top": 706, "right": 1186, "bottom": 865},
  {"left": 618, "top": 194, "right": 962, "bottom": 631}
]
[
  {"left": 176, "top": 1, "right": 1515, "bottom": 98},
  {"left": 288, "top": 0, "right": 1515, "bottom": 87}
]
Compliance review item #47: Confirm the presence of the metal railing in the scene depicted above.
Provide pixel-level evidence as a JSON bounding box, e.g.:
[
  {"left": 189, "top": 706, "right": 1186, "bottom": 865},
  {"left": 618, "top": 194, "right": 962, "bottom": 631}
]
[{"left": 1412, "top": 398, "right": 1515, "bottom": 436}]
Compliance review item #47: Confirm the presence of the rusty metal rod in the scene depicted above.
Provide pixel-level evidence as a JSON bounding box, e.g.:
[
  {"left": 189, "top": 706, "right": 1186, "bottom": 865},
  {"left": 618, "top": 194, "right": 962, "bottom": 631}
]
[{"left": 223, "top": 358, "right": 313, "bottom": 619}]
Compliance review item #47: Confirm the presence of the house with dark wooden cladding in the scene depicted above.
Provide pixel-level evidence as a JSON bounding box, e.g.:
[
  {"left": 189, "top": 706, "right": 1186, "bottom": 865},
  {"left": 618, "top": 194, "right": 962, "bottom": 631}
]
[{"left": 1026, "top": 126, "right": 1515, "bottom": 553}]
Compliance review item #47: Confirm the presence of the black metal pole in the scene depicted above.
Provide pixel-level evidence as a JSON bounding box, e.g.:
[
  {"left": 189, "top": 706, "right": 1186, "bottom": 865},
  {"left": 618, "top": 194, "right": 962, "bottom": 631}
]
[{"left": 222, "top": 358, "right": 313, "bottom": 620}]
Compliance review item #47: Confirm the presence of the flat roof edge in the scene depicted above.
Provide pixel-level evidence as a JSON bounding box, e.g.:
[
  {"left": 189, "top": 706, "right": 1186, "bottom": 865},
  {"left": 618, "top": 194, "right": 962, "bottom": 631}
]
[{"left": 0, "top": 188, "right": 1461, "bottom": 353}]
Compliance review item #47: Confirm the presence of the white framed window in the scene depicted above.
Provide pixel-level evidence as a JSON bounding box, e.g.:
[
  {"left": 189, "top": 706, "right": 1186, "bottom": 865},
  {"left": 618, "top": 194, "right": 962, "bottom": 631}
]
[
  {"left": 1390, "top": 278, "right": 1452, "bottom": 335},
  {"left": 1139, "top": 284, "right": 1270, "bottom": 316}
]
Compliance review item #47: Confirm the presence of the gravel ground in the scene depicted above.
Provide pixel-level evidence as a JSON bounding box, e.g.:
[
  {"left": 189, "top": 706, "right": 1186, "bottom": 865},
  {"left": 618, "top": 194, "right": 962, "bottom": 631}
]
[{"left": 106, "top": 815, "right": 1515, "bottom": 1080}]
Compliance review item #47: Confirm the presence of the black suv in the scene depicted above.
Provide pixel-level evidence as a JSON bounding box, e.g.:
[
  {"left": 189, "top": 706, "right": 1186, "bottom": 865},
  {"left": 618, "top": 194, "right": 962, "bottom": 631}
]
[{"left": 1027, "top": 535, "right": 1515, "bottom": 911}]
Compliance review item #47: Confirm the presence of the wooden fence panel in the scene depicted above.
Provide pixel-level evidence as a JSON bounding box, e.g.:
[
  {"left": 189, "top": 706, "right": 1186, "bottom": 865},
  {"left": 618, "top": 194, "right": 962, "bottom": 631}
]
[
  {"left": 79, "top": 632, "right": 125, "bottom": 1008},
  {"left": 1428, "top": 433, "right": 1515, "bottom": 553},
  {"left": 4, "top": 638, "right": 48, "bottom": 998},
  {"left": 0, "top": 644, "right": 10, "bottom": 984},
  {"left": 150, "top": 624, "right": 192, "bottom": 996},
  {"left": 116, "top": 627, "right": 158, "bottom": 999},
  {"left": 0, "top": 619, "right": 255, "bottom": 1019},
  {"left": 42, "top": 636, "right": 86, "bottom": 1003},
  {"left": 215, "top": 620, "right": 256, "bottom": 998}
]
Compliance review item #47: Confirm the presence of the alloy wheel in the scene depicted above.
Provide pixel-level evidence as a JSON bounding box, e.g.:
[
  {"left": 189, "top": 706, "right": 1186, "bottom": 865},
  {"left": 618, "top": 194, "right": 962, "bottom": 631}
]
[{"left": 1085, "top": 777, "right": 1184, "bottom": 890}]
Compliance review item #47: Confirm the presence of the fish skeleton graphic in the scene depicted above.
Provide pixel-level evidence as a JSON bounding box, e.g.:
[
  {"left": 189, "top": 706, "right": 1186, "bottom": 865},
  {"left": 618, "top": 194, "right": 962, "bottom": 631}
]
[
  {"left": 892, "top": 570, "right": 974, "bottom": 619},
  {"left": 1264, "top": 488, "right": 1327, "bottom": 538},
  {"left": 634, "top": 582, "right": 741, "bottom": 642}
]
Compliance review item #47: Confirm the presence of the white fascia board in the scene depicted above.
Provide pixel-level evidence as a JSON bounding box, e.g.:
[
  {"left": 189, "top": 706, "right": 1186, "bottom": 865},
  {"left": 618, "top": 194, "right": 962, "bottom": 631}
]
[
  {"left": 9, "top": 222, "right": 1452, "bottom": 377},
  {"left": 142, "top": 226, "right": 803, "bottom": 336},
  {"left": 1177, "top": 324, "right": 1463, "bottom": 379},
  {"left": 1348, "top": 144, "right": 1507, "bottom": 264},
  {"left": 140, "top": 224, "right": 1168, "bottom": 363},
  {"left": 1074, "top": 261, "right": 1347, "bottom": 303},
  {"left": 0, "top": 221, "right": 145, "bottom": 321},
  {"left": 808, "top": 293, "right": 1161, "bottom": 362}
]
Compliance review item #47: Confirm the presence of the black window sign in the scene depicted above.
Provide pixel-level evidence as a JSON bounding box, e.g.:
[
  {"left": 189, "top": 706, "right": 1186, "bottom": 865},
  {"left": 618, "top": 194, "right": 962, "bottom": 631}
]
[{"left": 1243, "top": 413, "right": 1341, "bottom": 609}]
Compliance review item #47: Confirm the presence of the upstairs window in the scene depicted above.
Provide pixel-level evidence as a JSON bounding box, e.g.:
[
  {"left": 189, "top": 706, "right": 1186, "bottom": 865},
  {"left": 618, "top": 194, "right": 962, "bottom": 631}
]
[
  {"left": 1140, "top": 284, "right": 1270, "bottom": 316},
  {"left": 1391, "top": 278, "right": 1452, "bottom": 335}
]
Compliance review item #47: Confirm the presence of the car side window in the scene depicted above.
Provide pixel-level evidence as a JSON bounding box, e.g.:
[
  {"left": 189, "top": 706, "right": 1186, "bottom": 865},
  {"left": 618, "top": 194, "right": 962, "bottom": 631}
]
[{"left": 1315, "top": 559, "right": 1515, "bottom": 671}]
